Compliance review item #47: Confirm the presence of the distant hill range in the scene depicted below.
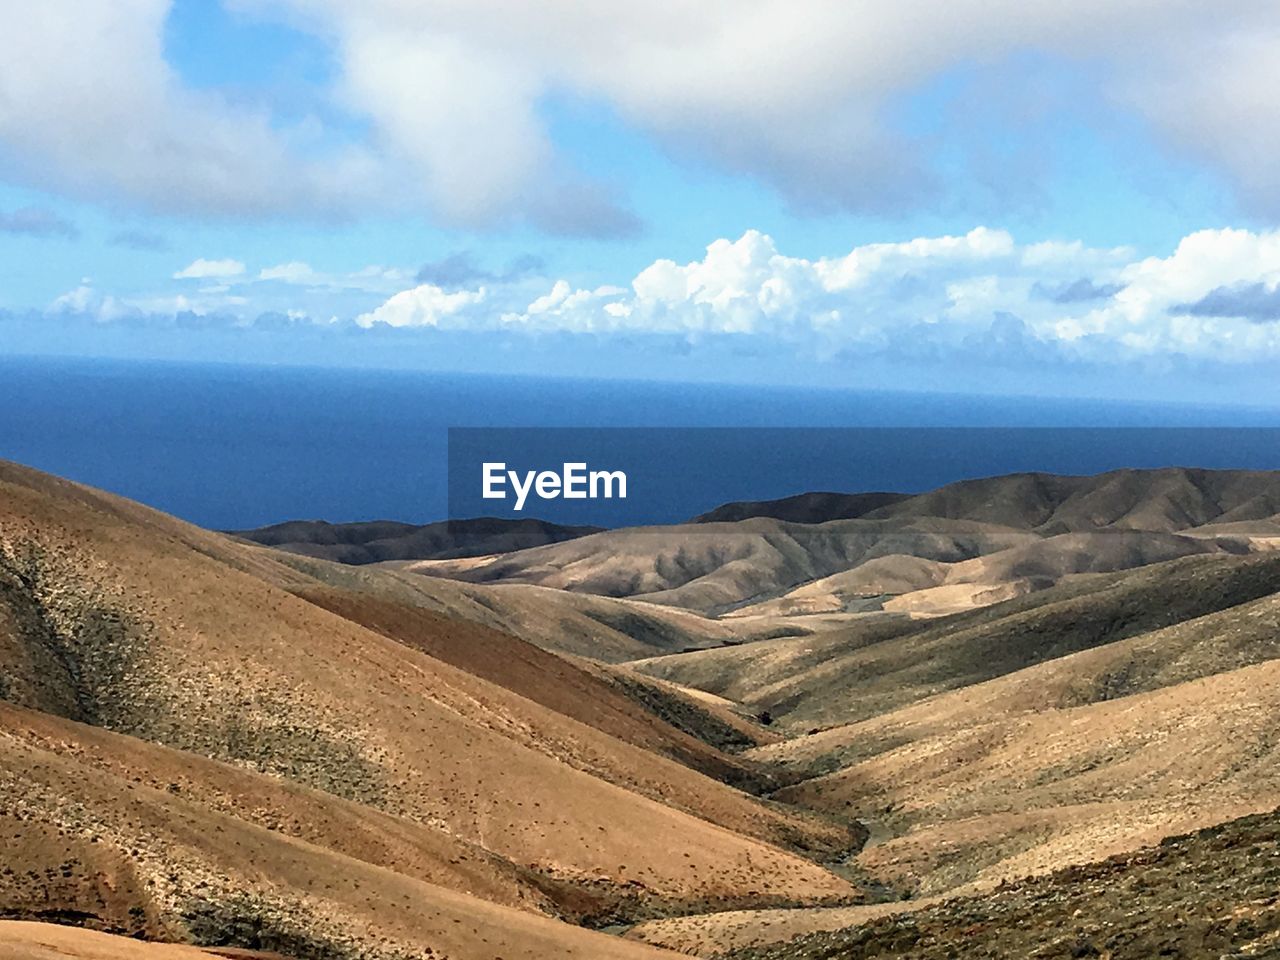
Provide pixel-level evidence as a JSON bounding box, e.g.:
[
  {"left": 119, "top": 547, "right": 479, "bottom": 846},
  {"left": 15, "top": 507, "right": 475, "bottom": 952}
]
[
  {"left": 232, "top": 515, "right": 601, "bottom": 563},
  {"left": 409, "top": 468, "right": 1280, "bottom": 616},
  {"left": 693, "top": 468, "right": 1280, "bottom": 530},
  {"left": 692, "top": 490, "right": 910, "bottom": 524}
]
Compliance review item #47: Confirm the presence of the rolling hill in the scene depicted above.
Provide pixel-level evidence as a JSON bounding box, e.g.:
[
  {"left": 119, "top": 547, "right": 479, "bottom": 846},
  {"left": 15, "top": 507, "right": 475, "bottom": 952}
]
[
  {"left": 634, "top": 551, "right": 1280, "bottom": 731},
  {"left": 10, "top": 459, "right": 1280, "bottom": 959},
  {"left": 232, "top": 516, "right": 600, "bottom": 564},
  {"left": 0, "top": 459, "right": 862, "bottom": 959},
  {"left": 708, "top": 808, "right": 1280, "bottom": 959},
  {"left": 691, "top": 492, "right": 909, "bottom": 525},
  {"left": 403, "top": 517, "right": 1038, "bottom": 615},
  {"left": 860, "top": 467, "right": 1280, "bottom": 533},
  {"left": 401, "top": 469, "right": 1280, "bottom": 625}
]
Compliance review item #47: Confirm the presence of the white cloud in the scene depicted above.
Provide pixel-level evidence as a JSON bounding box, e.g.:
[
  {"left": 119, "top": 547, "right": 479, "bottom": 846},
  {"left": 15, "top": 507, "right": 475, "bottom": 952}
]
[
  {"left": 5, "top": 2, "right": 1280, "bottom": 226},
  {"left": 355, "top": 283, "right": 487, "bottom": 328},
  {"left": 353, "top": 224, "right": 1280, "bottom": 361},
  {"left": 174, "top": 258, "right": 246, "bottom": 280},
  {"left": 45, "top": 223, "right": 1280, "bottom": 363},
  {"left": 51, "top": 275, "right": 253, "bottom": 323},
  {"left": 258, "top": 261, "right": 319, "bottom": 285},
  {"left": 0, "top": 1, "right": 382, "bottom": 219},
  {"left": 239, "top": 0, "right": 1280, "bottom": 218},
  {"left": 51, "top": 282, "right": 112, "bottom": 317}
]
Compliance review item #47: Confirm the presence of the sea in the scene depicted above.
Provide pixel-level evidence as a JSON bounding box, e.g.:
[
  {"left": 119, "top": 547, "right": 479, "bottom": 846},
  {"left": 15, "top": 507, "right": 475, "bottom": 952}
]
[{"left": 3, "top": 354, "right": 1280, "bottom": 530}]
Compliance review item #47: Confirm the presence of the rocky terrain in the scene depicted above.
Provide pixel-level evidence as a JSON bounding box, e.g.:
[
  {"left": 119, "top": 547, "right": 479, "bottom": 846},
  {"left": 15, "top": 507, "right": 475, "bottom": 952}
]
[
  {"left": 7, "top": 461, "right": 1280, "bottom": 958},
  {"left": 717, "top": 809, "right": 1280, "bottom": 959}
]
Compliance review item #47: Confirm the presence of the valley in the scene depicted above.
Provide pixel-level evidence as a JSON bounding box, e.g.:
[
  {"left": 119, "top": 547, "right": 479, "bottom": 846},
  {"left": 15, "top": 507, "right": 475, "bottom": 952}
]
[{"left": 5, "top": 461, "right": 1280, "bottom": 958}]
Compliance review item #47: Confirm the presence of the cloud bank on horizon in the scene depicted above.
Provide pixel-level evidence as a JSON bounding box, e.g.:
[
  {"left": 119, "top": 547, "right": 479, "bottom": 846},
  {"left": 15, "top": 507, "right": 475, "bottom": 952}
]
[{"left": 46, "top": 225, "right": 1280, "bottom": 365}]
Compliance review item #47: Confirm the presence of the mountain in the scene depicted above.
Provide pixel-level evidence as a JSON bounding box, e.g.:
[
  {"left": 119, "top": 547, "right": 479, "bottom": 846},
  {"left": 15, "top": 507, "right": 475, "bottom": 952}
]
[
  {"left": 265, "top": 550, "right": 748, "bottom": 662},
  {"left": 727, "top": 529, "right": 1245, "bottom": 620},
  {"left": 291, "top": 585, "right": 773, "bottom": 787},
  {"left": 691, "top": 468, "right": 1280, "bottom": 532},
  {"left": 634, "top": 551, "right": 1280, "bottom": 730},
  {"left": 692, "top": 492, "right": 910, "bottom": 524},
  {"left": 861, "top": 466, "right": 1280, "bottom": 533},
  {"left": 11, "top": 458, "right": 1280, "bottom": 959},
  {"left": 405, "top": 517, "right": 1038, "bottom": 615},
  {"left": 621, "top": 551, "right": 1280, "bottom": 956},
  {"left": 0, "top": 459, "right": 862, "bottom": 959},
  {"left": 402, "top": 469, "right": 1280, "bottom": 622},
  {"left": 231, "top": 516, "right": 601, "bottom": 564},
  {"left": 650, "top": 808, "right": 1280, "bottom": 959}
]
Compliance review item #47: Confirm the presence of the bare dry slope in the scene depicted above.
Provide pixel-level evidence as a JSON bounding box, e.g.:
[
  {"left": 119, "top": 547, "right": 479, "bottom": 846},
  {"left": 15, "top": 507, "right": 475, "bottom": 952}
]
[
  {"left": 410, "top": 517, "right": 1035, "bottom": 614},
  {"left": 750, "top": 607, "right": 1280, "bottom": 897},
  {"left": 863, "top": 467, "right": 1280, "bottom": 533},
  {"left": 0, "top": 921, "right": 289, "bottom": 960},
  {"left": 754, "top": 586, "right": 1280, "bottom": 781},
  {"left": 293, "top": 586, "right": 773, "bottom": 787},
  {"left": 727, "top": 529, "right": 1241, "bottom": 621},
  {"left": 720, "top": 808, "right": 1280, "bottom": 960},
  {"left": 635, "top": 552, "right": 1280, "bottom": 731},
  {"left": 0, "top": 459, "right": 860, "bottom": 925},
  {"left": 692, "top": 492, "right": 909, "bottom": 525},
  {"left": 270, "top": 552, "right": 745, "bottom": 662},
  {"left": 232, "top": 516, "right": 600, "bottom": 564},
  {"left": 0, "top": 709, "right": 686, "bottom": 959}
]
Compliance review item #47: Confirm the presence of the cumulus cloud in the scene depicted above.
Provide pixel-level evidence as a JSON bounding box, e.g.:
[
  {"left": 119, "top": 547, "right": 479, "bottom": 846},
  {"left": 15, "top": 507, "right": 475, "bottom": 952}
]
[
  {"left": 174, "top": 258, "right": 246, "bottom": 280},
  {"left": 0, "top": 206, "right": 77, "bottom": 238},
  {"left": 355, "top": 284, "right": 487, "bottom": 328},
  {"left": 5, "top": 2, "right": 1280, "bottom": 228},
  {"left": 0, "top": 1, "right": 383, "bottom": 220},
  {"left": 43, "top": 223, "right": 1280, "bottom": 364},
  {"left": 243, "top": 1, "right": 1280, "bottom": 218},
  {"left": 352, "top": 225, "right": 1280, "bottom": 362}
]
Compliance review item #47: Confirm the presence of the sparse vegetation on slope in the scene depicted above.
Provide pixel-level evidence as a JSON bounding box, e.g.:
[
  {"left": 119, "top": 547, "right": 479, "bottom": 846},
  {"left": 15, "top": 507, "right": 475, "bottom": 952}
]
[
  {"left": 722, "top": 807, "right": 1280, "bottom": 960},
  {"left": 232, "top": 516, "right": 601, "bottom": 564},
  {"left": 9, "top": 460, "right": 1280, "bottom": 959},
  {"left": 638, "top": 552, "right": 1280, "bottom": 731}
]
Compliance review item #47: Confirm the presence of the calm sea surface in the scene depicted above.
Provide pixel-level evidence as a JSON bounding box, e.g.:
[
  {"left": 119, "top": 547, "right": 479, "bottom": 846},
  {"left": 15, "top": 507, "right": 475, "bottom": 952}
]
[{"left": 3, "top": 355, "right": 1279, "bottom": 528}]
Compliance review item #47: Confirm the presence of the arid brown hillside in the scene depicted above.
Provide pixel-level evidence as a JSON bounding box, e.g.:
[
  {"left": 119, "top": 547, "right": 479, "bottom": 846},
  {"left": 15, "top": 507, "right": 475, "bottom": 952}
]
[
  {"left": 692, "top": 492, "right": 909, "bottom": 525},
  {"left": 728, "top": 529, "right": 1245, "bottom": 621},
  {"left": 862, "top": 466, "right": 1280, "bottom": 533},
  {"left": 0, "top": 460, "right": 862, "bottom": 959},
  {"left": 693, "top": 469, "right": 1280, "bottom": 532},
  {"left": 407, "top": 517, "right": 1037, "bottom": 614},
  {"left": 292, "top": 586, "right": 774, "bottom": 787},
  {"left": 635, "top": 551, "right": 1280, "bottom": 730},
  {"left": 9, "top": 458, "right": 1280, "bottom": 960},
  {"left": 232, "top": 516, "right": 600, "bottom": 564},
  {"left": 401, "top": 469, "right": 1280, "bottom": 623},
  {"left": 593, "top": 531, "right": 1280, "bottom": 957},
  {"left": 267, "top": 549, "right": 747, "bottom": 661},
  {"left": 718, "top": 808, "right": 1280, "bottom": 960}
]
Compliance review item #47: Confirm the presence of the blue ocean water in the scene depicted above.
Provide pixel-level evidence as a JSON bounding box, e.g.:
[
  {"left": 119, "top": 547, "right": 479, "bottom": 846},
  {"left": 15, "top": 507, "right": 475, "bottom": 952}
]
[{"left": 2, "top": 355, "right": 1279, "bottom": 529}]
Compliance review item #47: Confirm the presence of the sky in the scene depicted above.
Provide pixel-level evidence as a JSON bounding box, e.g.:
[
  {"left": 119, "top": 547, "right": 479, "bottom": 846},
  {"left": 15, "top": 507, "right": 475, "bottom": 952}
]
[{"left": 3, "top": 1, "right": 1280, "bottom": 403}]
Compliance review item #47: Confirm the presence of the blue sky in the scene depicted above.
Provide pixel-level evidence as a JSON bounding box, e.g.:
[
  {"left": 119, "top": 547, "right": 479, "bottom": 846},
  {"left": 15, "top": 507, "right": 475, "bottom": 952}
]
[{"left": 3, "top": 1, "right": 1280, "bottom": 403}]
